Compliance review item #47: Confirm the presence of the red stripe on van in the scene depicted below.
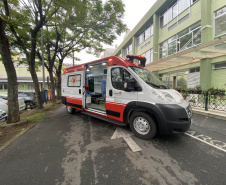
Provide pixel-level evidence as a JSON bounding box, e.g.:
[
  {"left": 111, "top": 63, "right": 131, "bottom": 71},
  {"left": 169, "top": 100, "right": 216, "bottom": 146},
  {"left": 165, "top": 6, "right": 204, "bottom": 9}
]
[
  {"left": 66, "top": 97, "right": 82, "bottom": 105},
  {"left": 106, "top": 101, "right": 126, "bottom": 122}
]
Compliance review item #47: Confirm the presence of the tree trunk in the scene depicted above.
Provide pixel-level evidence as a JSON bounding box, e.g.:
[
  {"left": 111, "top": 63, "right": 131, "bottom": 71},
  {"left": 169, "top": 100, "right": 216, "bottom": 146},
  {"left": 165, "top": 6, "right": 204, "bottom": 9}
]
[
  {"left": 49, "top": 69, "right": 56, "bottom": 103},
  {"left": 29, "top": 60, "right": 43, "bottom": 109},
  {"left": 56, "top": 59, "right": 63, "bottom": 99},
  {"left": 56, "top": 71, "right": 61, "bottom": 99},
  {"left": 0, "top": 18, "right": 20, "bottom": 123},
  {"left": 29, "top": 31, "right": 43, "bottom": 109}
]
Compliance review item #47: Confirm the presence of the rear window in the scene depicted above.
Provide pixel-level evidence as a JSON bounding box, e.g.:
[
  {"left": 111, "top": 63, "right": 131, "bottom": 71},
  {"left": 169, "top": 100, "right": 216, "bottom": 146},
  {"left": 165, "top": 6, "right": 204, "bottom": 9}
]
[{"left": 68, "top": 74, "right": 81, "bottom": 87}]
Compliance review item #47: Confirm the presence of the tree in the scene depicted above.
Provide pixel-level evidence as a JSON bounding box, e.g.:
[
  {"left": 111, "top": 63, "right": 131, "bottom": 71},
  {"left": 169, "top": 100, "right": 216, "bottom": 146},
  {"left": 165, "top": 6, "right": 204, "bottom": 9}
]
[
  {"left": 35, "top": 0, "right": 88, "bottom": 101},
  {"left": 1, "top": 0, "right": 60, "bottom": 109},
  {"left": 54, "top": 0, "right": 127, "bottom": 98},
  {"left": 0, "top": 14, "right": 20, "bottom": 123}
]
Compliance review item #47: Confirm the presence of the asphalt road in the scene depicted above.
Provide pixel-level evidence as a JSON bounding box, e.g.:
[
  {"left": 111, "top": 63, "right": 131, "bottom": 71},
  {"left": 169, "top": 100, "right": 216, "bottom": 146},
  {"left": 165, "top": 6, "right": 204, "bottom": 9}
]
[{"left": 0, "top": 105, "right": 225, "bottom": 185}]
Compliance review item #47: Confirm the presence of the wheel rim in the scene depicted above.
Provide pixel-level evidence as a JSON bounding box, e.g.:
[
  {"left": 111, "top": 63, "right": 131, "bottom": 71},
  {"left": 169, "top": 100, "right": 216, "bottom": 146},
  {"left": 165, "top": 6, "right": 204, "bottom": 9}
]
[
  {"left": 67, "top": 106, "right": 72, "bottom": 112},
  {"left": 133, "top": 116, "right": 150, "bottom": 135}
]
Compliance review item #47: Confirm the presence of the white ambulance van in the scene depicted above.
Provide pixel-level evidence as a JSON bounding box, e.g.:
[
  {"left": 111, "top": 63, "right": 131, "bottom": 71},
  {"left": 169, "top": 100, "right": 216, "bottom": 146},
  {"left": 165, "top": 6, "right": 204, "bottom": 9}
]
[{"left": 61, "top": 55, "right": 192, "bottom": 140}]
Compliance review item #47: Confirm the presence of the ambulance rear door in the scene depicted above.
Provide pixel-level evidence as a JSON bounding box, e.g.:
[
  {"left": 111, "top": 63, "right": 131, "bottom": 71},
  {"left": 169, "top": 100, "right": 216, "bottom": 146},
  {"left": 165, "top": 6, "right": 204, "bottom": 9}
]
[{"left": 64, "top": 71, "right": 83, "bottom": 109}]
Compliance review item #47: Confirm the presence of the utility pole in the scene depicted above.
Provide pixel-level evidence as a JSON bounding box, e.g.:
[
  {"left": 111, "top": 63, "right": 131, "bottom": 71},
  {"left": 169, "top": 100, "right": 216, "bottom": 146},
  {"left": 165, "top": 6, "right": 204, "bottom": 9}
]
[{"left": 73, "top": 51, "right": 75, "bottom": 66}]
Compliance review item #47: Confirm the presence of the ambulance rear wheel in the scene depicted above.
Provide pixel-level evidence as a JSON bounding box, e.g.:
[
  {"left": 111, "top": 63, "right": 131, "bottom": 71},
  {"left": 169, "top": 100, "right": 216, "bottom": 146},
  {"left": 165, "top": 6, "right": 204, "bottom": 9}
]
[
  {"left": 129, "top": 112, "right": 157, "bottom": 140},
  {"left": 66, "top": 105, "right": 75, "bottom": 114}
]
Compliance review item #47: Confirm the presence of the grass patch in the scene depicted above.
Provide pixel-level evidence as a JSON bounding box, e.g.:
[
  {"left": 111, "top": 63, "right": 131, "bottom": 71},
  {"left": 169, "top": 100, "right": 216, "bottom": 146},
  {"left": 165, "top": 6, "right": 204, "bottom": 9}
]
[
  {"left": 24, "top": 112, "right": 48, "bottom": 123},
  {"left": 16, "top": 128, "right": 25, "bottom": 133}
]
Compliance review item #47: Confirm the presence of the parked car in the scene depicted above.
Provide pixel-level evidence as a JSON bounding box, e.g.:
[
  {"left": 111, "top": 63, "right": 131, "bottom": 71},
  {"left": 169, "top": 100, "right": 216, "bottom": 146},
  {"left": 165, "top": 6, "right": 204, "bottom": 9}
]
[
  {"left": 0, "top": 109, "right": 7, "bottom": 122},
  {"left": 0, "top": 97, "right": 26, "bottom": 115},
  {"left": 18, "top": 91, "right": 36, "bottom": 109}
]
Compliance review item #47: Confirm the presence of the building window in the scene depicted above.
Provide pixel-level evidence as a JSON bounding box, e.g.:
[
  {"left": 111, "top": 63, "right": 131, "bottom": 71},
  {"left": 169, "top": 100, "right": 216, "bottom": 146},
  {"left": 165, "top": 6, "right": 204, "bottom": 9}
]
[
  {"left": 145, "top": 27, "right": 151, "bottom": 40},
  {"left": 172, "top": 3, "right": 178, "bottom": 19},
  {"left": 124, "top": 43, "right": 132, "bottom": 56},
  {"left": 178, "top": 0, "right": 190, "bottom": 14},
  {"left": 214, "top": 61, "right": 226, "bottom": 70},
  {"left": 142, "top": 49, "right": 153, "bottom": 65},
  {"left": 214, "top": 6, "right": 226, "bottom": 37},
  {"left": 28, "top": 83, "right": 34, "bottom": 89},
  {"left": 4, "top": 84, "right": 7, "bottom": 89},
  {"left": 160, "top": 0, "right": 199, "bottom": 28},
  {"left": 159, "top": 22, "right": 201, "bottom": 59},
  {"left": 137, "top": 24, "right": 153, "bottom": 46},
  {"left": 0, "top": 84, "right": 3, "bottom": 90}
]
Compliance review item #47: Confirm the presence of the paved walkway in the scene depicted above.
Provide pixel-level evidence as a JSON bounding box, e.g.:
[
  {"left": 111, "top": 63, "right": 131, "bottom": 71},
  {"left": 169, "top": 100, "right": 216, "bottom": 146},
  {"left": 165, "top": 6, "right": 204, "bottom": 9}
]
[{"left": 192, "top": 107, "right": 226, "bottom": 121}]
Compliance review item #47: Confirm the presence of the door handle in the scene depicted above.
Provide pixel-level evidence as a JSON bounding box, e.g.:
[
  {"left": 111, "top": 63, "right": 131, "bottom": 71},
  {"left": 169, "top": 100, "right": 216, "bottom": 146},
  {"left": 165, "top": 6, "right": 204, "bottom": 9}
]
[
  {"left": 109, "top": 89, "right": 112, "bottom": 96},
  {"left": 79, "top": 89, "right": 81, "bottom": 94}
]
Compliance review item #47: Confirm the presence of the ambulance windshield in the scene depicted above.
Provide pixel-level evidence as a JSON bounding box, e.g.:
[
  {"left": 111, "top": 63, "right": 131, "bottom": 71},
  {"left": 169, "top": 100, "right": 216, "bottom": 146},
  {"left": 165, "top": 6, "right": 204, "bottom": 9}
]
[{"left": 131, "top": 67, "right": 169, "bottom": 89}]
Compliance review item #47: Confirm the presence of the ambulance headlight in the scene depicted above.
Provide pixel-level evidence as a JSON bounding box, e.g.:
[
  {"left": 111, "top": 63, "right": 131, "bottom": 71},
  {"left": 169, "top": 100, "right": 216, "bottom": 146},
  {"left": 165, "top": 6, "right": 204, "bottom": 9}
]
[
  {"left": 161, "top": 92, "right": 176, "bottom": 102},
  {"left": 151, "top": 89, "right": 166, "bottom": 102}
]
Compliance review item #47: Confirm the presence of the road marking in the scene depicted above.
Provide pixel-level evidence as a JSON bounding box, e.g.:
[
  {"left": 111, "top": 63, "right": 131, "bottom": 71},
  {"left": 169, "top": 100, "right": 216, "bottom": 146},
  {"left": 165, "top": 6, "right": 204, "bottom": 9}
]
[
  {"left": 45, "top": 166, "right": 48, "bottom": 173},
  {"left": 186, "top": 131, "right": 226, "bottom": 153},
  {"left": 111, "top": 127, "right": 142, "bottom": 152}
]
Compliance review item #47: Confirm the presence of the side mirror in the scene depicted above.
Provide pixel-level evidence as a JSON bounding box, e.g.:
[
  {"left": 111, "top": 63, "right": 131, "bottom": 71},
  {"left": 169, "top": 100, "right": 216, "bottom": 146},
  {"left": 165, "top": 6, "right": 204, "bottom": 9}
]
[{"left": 124, "top": 78, "right": 136, "bottom": 92}]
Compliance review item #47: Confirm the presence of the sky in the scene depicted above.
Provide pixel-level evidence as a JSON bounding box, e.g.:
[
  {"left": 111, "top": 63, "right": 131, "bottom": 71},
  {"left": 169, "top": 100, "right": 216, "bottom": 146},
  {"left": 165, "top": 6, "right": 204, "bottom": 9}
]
[{"left": 69, "top": 0, "right": 157, "bottom": 65}]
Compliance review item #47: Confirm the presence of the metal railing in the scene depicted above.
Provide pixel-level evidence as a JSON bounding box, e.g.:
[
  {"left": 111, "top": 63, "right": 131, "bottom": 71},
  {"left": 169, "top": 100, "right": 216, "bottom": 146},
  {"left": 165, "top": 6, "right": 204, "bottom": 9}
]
[{"left": 178, "top": 90, "right": 226, "bottom": 112}]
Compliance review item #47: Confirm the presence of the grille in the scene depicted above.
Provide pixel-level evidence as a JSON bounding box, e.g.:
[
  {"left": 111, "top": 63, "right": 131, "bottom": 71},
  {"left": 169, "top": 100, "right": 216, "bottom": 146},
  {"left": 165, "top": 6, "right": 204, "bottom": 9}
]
[{"left": 186, "top": 105, "right": 192, "bottom": 118}]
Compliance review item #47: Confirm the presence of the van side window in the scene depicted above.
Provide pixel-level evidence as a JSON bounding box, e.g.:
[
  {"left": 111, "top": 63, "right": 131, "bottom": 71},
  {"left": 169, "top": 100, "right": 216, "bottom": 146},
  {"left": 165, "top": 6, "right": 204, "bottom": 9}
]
[
  {"left": 68, "top": 74, "right": 81, "bottom": 87},
  {"left": 111, "top": 68, "right": 132, "bottom": 90}
]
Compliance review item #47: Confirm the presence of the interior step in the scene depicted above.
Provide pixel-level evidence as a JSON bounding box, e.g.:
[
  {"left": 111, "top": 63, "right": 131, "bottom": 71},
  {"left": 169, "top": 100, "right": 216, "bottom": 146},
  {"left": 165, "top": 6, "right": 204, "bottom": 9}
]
[{"left": 82, "top": 111, "right": 127, "bottom": 126}]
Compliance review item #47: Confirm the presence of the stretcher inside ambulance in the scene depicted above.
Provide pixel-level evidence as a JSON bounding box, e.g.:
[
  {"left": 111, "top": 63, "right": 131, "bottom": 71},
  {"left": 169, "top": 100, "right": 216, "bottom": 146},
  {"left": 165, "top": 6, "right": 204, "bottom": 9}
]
[{"left": 61, "top": 55, "right": 192, "bottom": 140}]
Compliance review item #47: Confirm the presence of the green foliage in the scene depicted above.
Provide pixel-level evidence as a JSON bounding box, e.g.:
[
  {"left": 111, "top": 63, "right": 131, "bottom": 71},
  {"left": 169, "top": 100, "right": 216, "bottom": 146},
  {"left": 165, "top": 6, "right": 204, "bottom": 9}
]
[
  {"left": 177, "top": 77, "right": 187, "bottom": 88},
  {"left": 174, "top": 86, "right": 226, "bottom": 100},
  {"left": 24, "top": 112, "right": 47, "bottom": 123}
]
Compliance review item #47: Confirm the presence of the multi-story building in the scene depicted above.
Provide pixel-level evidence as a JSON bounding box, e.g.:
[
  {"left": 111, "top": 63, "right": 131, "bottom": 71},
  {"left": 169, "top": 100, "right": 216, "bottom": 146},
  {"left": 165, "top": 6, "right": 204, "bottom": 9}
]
[{"left": 114, "top": 0, "right": 226, "bottom": 89}]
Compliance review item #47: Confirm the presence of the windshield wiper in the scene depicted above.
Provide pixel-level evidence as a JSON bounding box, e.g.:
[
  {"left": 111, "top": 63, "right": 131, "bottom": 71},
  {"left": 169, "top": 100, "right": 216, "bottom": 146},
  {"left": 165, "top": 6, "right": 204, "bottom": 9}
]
[
  {"left": 145, "top": 81, "right": 160, "bottom": 88},
  {"left": 145, "top": 82, "right": 168, "bottom": 89}
]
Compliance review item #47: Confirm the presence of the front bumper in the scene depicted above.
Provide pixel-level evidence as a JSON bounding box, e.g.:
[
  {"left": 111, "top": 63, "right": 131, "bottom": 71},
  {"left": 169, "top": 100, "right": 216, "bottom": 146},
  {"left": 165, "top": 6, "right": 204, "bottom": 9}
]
[{"left": 156, "top": 101, "right": 192, "bottom": 134}]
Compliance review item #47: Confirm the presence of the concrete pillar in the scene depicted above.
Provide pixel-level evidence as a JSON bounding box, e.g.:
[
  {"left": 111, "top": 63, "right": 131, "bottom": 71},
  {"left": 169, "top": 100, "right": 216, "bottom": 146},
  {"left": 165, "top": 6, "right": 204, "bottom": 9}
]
[
  {"left": 120, "top": 49, "right": 123, "bottom": 57},
  {"left": 132, "top": 36, "right": 136, "bottom": 54},
  {"left": 201, "top": 0, "right": 213, "bottom": 44},
  {"left": 200, "top": 58, "right": 212, "bottom": 89},
  {"left": 153, "top": 13, "right": 159, "bottom": 62}
]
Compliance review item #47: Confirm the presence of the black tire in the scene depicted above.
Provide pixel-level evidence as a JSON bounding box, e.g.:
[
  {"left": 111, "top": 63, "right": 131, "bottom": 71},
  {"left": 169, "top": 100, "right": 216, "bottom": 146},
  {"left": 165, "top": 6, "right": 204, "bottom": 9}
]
[
  {"left": 66, "top": 105, "right": 75, "bottom": 114},
  {"left": 129, "top": 112, "right": 157, "bottom": 140}
]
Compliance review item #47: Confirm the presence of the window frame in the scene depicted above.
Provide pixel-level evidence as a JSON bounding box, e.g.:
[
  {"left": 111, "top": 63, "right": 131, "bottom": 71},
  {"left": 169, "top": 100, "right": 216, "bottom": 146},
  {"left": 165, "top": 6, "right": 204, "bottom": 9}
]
[
  {"left": 111, "top": 67, "right": 133, "bottom": 91},
  {"left": 214, "top": 6, "right": 226, "bottom": 38},
  {"left": 67, "top": 74, "right": 81, "bottom": 87},
  {"left": 214, "top": 61, "right": 226, "bottom": 70},
  {"left": 159, "top": 22, "right": 201, "bottom": 59},
  {"left": 160, "top": 0, "right": 199, "bottom": 28}
]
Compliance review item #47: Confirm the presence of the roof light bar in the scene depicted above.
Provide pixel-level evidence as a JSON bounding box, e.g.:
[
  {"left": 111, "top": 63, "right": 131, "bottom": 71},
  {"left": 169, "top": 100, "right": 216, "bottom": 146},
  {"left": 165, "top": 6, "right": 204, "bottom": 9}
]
[{"left": 126, "top": 55, "right": 147, "bottom": 67}]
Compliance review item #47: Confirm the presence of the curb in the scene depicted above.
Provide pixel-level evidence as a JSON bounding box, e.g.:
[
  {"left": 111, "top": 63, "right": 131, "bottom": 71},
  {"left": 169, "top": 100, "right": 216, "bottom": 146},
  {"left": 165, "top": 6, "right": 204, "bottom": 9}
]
[
  {"left": 0, "top": 123, "right": 35, "bottom": 152},
  {"left": 193, "top": 110, "right": 226, "bottom": 121}
]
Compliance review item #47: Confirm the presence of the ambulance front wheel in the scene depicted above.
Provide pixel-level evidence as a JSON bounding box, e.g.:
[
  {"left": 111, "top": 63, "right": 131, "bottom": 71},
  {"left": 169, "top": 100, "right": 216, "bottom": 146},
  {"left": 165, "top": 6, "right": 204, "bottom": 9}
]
[
  {"left": 129, "top": 112, "right": 157, "bottom": 140},
  {"left": 66, "top": 105, "right": 75, "bottom": 114}
]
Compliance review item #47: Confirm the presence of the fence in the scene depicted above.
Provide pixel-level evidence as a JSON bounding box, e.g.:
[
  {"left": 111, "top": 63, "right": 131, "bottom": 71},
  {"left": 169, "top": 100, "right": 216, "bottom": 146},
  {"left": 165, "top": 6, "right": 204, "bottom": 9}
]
[{"left": 178, "top": 90, "right": 226, "bottom": 112}]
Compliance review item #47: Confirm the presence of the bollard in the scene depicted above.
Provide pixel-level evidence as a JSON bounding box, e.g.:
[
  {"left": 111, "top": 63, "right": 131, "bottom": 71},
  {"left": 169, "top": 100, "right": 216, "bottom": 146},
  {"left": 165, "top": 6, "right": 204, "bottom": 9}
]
[{"left": 205, "top": 92, "right": 208, "bottom": 111}]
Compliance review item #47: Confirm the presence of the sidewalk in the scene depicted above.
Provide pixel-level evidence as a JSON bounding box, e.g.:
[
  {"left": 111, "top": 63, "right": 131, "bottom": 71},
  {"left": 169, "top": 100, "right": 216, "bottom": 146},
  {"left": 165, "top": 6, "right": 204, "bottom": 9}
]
[{"left": 192, "top": 107, "right": 226, "bottom": 121}]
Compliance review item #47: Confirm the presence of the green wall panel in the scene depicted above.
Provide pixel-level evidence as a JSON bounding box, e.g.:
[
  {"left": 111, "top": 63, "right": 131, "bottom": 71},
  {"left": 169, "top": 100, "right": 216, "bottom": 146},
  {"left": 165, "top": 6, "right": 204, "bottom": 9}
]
[{"left": 211, "top": 69, "right": 226, "bottom": 89}]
